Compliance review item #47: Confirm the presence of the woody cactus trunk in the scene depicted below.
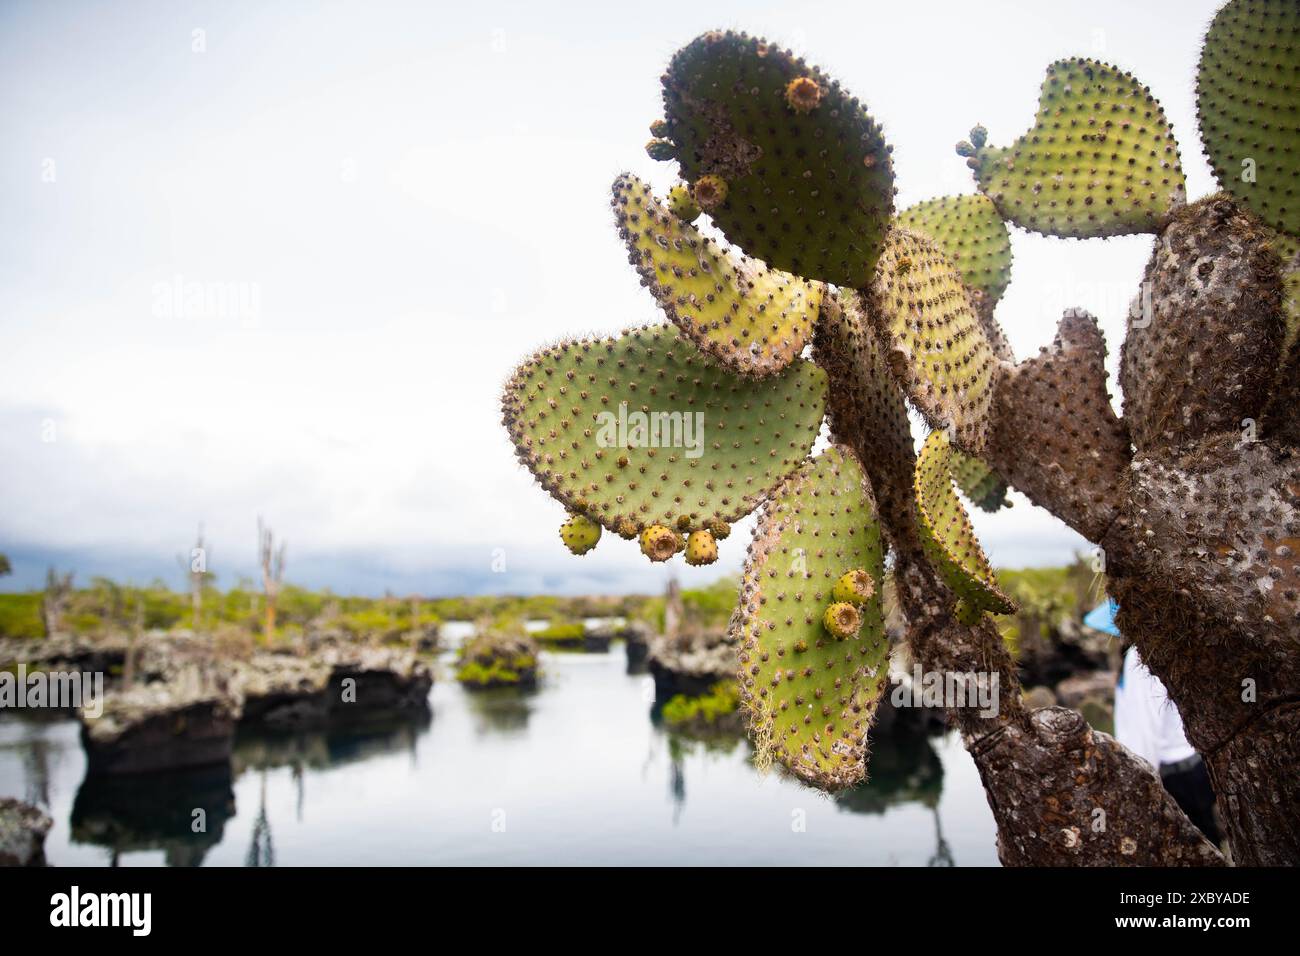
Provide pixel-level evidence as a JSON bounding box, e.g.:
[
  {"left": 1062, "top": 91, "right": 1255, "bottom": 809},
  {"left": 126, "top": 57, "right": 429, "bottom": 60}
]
[{"left": 501, "top": 0, "right": 1299, "bottom": 865}]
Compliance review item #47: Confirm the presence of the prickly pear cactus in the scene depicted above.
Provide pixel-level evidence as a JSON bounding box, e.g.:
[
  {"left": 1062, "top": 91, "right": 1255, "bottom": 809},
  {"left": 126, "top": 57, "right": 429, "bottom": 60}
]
[
  {"left": 963, "top": 58, "right": 1185, "bottom": 237},
  {"left": 655, "top": 30, "right": 895, "bottom": 287},
  {"left": 612, "top": 173, "right": 821, "bottom": 377},
  {"left": 869, "top": 228, "right": 998, "bottom": 451},
  {"left": 896, "top": 194, "right": 1013, "bottom": 307},
  {"left": 949, "top": 449, "right": 1011, "bottom": 513},
  {"left": 502, "top": 324, "right": 826, "bottom": 540},
  {"left": 913, "top": 430, "right": 1015, "bottom": 622},
  {"left": 1196, "top": 0, "right": 1300, "bottom": 236},
  {"left": 733, "top": 446, "right": 889, "bottom": 790}
]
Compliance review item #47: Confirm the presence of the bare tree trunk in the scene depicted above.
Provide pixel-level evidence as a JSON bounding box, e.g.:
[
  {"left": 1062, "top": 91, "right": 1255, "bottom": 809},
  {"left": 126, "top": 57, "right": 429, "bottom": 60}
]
[
  {"left": 970, "top": 198, "right": 1298, "bottom": 864},
  {"left": 257, "top": 518, "right": 286, "bottom": 646},
  {"left": 41, "top": 569, "right": 73, "bottom": 637},
  {"left": 123, "top": 597, "right": 143, "bottom": 687}
]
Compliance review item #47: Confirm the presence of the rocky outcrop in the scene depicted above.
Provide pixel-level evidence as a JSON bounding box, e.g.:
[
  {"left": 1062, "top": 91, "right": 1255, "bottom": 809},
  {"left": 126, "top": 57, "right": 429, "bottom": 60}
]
[
  {"left": 0, "top": 633, "right": 126, "bottom": 682},
  {"left": 77, "top": 638, "right": 433, "bottom": 773},
  {"left": 456, "top": 632, "right": 539, "bottom": 690},
  {"left": 647, "top": 627, "right": 735, "bottom": 699},
  {"left": 1014, "top": 617, "right": 1113, "bottom": 688},
  {"left": 231, "top": 652, "right": 333, "bottom": 729},
  {"left": 321, "top": 645, "right": 433, "bottom": 719},
  {"left": 0, "top": 798, "right": 52, "bottom": 866},
  {"left": 81, "top": 682, "right": 239, "bottom": 775}
]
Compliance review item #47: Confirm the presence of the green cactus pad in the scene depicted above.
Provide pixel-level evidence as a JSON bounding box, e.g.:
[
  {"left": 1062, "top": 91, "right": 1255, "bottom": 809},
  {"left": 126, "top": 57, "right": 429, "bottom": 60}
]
[
  {"left": 612, "top": 173, "right": 822, "bottom": 378},
  {"left": 896, "top": 194, "right": 1013, "bottom": 306},
  {"left": 914, "top": 430, "right": 1015, "bottom": 618},
  {"left": 658, "top": 30, "right": 895, "bottom": 287},
  {"left": 733, "top": 445, "right": 889, "bottom": 791},
  {"left": 1275, "top": 230, "right": 1300, "bottom": 356},
  {"left": 1197, "top": 0, "right": 1300, "bottom": 237},
  {"left": 502, "top": 324, "right": 827, "bottom": 538},
  {"left": 949, "top": 449, "right": 1011, "bottom": 513},
  {"left": 965, "top": 58, "right": 1185, "bottom": 237},
  {"left": 869, "top": 228, "right": 998, "bottom": 451}
]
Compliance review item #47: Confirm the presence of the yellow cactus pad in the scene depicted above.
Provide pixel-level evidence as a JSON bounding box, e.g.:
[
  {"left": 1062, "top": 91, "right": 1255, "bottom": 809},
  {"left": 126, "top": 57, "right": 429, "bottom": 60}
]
[
  {"left": 966, "top": 58, "right": 1185, "bottom": 237},
  {"left": 869, "top": 228, "right": 998, "bottom": 451},
  {"left": 612, "top": 174, "right": 821, "bottom": 378},
  {"left": 896, "top": 194, "right": 1013, "bottom": 307},
  {"left": 914, "top": 430, "right": 1015, "bottom": 618}
]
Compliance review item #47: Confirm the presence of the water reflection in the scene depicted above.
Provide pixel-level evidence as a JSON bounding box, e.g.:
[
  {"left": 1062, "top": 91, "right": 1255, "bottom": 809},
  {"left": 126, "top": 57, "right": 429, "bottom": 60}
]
[
  {"left": 71, "top": 763, "right": 236, "bottom": 867},
  {"left": 462, "top": 686, "right": 536, "bottom": 737},
  {"left": 0, "top": 641, "right": 999, "bottom": 866}
]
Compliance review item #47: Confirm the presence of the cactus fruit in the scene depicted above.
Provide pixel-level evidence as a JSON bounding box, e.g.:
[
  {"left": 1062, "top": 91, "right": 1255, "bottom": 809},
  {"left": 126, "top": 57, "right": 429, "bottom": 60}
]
[
  {"left": 640, "top": 524, "right": 683, "bottom": 562},
  {"left": 684, "top": 528, "right": 719, "bottom": 565},
  {"left": 913, "top": 430, "right": 1015, "bottom": 618},
  {"left": 733, "top": 445, "right": 889, "bottom": 791},
  {"left": 869, "top": 228, "right": 997, "bottom": 451},
  {"left": 896, "top": 194, "right": 1013, "bottom": 308},
  {"left": 612, "top": 173, "right": 822, "bottom": 377},
  {"left": 832, "top": 568, "right": 876, "bottom": 605},
  {"left": 965, "top": 58, "right": 1186, "bottom": 238},
  {"left": 692, "top": 174, "right": 728, "bottom": 211},
  {"left": 706, "top": 518, "right": 731, "bottom": 540},
  {"left": 784, "top": 75, "right": 822, "bottom": 113},
  {"left": 645, "top": 138, "right": 677, "bottom": 161},
  {"left": 659, "top": 30, "right": 895, "bottom": 287},
  {"left": 502, "top": 323, "right": 827, "bottom": 542},
  {"left": 823, "top": 601, "right": 862, "bottom": 639},
  {"left": 1196, "top": 0, "right": 1300, "bottom": 236},
  {"left": 666, "top": 183, "right": 700, "bottom": 222},
  {"left": 560, "top": 513, "right": 602, "bottom": 555},
  {"left": 949, "top": 450, "right": 1011, "bottom": 513}
]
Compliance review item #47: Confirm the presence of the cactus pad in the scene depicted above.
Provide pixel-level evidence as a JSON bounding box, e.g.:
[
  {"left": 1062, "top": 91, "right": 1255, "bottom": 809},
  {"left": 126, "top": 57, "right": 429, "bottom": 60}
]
[
  {"left": 949, "top": 450, "right": 1011, "bottom": 513},
  {"left": 612, "top": 173, "right": 821, "bottom": 377},
  {"left": 869, "top": 228, "right": 998, "bottom": 451},
  {"left": 913, "top": 430, "right": 1015, "bottom": 618},
  {"left": 965, "top": 58, "right": 1185, "bottom": 237},
  {"left": 734, "top": 445, "right": 889, "bottom": 791},
  {"left": 502, "top": 324, "right": 827, "bottom": 539},
  {"left": 1197, "top": 0, "right": 1300, "bottom": 237},
  {"left": 896, "top": 194, "right": 1013, "bottom": 306},
  {"left": 658, "top": 30, "right": 895, "bottom": 287}
]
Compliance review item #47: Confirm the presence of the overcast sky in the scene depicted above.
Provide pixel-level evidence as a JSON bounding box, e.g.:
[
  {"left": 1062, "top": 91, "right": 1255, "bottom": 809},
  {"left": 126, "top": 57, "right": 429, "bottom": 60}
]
[{"left": 0, "top": 0, "right": 1224, "bottom": 596}]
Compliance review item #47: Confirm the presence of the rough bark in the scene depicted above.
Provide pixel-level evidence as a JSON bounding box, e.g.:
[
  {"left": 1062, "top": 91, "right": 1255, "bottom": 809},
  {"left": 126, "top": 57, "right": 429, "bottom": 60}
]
[
  {"left": 975, "top": 196, "right": 1298, "bottom": 865},
  {"left": 986, "top": 309, "right": 1131, "bottom": 542}
]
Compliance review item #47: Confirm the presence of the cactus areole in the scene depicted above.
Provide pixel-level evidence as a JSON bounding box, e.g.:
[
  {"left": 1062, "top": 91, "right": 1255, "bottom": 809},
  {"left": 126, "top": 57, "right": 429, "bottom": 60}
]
[{"left": 502, "top": 1, "right": 1300, "bottom": 866}]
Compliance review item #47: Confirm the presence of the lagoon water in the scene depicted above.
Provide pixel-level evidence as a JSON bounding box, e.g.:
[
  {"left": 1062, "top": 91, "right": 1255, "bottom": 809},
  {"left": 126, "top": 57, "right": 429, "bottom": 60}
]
[{"left": 0, "top": 637, "right": 999, "bottom": 866}]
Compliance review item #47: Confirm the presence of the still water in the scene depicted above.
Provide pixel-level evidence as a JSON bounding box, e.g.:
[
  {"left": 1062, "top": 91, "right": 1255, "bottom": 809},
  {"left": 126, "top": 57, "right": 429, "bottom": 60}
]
[{"left": 0, "top": 638, "right": 999, "bottom": 865}]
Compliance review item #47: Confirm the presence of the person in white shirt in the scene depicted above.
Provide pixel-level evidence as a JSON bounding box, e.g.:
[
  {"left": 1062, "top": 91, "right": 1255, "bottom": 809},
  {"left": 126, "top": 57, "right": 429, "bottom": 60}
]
[{"left": 1114, "top": 644, "right": 1222, "bottom": 846}]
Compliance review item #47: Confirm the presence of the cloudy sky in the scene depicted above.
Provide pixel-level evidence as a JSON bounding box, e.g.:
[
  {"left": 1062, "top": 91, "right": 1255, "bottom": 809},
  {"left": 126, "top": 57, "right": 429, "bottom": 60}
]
[{"left": 0, "top": 0, "right": 1223, "bottom": 596}]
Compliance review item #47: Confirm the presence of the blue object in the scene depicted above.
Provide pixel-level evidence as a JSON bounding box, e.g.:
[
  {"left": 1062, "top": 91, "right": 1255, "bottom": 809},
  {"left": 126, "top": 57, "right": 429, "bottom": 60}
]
[{"left": 1083, "top": 599, "right": 1121, "bottom": 637}]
